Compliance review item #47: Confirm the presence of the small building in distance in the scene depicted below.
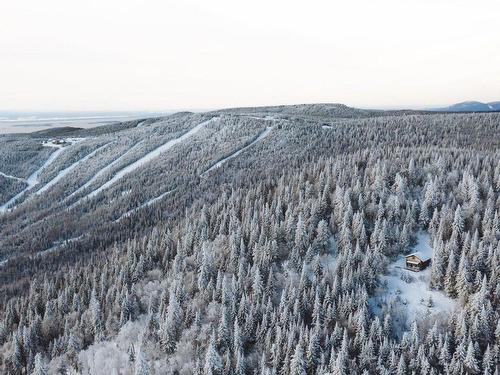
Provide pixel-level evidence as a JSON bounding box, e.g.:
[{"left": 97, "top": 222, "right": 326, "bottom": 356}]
[{"left": 405, "top": 252, "right": 431, "bottom": 271}]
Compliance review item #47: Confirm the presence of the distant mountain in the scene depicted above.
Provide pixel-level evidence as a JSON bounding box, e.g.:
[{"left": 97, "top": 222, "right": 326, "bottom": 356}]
[
  {"left": 487, "top": 101, "right": 500, "bottom": 110},
  {"left": 433, "top": 101, "right": 500, "bottom": 112},
  {"left": 214, "top": 103, "right": 430, "bottom": 119}
]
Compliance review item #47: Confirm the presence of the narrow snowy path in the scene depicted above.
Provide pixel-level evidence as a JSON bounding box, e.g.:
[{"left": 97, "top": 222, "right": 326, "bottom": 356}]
[
  {"left": 36, "top": 142, "right": 112, "bottom": 195},
  {"left": 80, "top": 118, "right": 215, "bottom": 201},
  {"left": 0, "top": 171, "right": 26, "bottom": 183},
  {"left": 117, "top": 189, "right": 174, "bottom": 221},
  {"left": 201, "top": 126, "right": 273, "bottom": 176},
  {"left": 34, "top": 235, "right": 84, "bottom": 259},
  {"left": 0, "top": 144, "right": 65, "bottom": 212}
]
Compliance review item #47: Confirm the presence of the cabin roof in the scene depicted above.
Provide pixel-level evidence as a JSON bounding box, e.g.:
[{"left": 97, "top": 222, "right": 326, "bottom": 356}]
[{"left": 405, "top": 252, "right": 431, "bottom": 262}]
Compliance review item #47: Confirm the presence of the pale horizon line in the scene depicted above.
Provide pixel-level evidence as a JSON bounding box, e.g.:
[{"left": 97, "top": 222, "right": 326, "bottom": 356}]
[{"left": 1, "top": 98, "right": 499, "bottom": 114}]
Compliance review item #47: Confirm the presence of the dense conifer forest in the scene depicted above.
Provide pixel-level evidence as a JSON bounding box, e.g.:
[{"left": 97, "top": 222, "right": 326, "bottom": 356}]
[{"left": 0, "top": 104, "right": 498, "bottom": 374}]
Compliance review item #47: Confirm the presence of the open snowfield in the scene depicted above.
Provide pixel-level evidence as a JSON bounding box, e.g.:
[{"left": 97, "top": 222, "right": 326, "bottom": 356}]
[{"left": 370, "top": 232, "right": 456, "bottom": 326}]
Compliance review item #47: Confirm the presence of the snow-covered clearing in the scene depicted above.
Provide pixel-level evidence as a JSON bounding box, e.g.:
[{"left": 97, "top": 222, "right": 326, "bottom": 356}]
[
  {"left": 0, "top": 142, "right": 66, "bottom": 212},
  {"left": 117, "top": 189, "right": 174, "bottom": 221},
  {"left": 201, "top": 126, "right": 273, "bottom": 176},
  {"left": 43, "top": 138, "right": 84, "bottom": 148},
  {"left": 0, "top": 171, "right": 26, "bottom": 182},
  {"left": 370, "top": 231, "right": 456, "bottom": 327},
  {"left": 36, "top": 142, "right": 112, "bottom": 195},
  {"left": 79, "top": 118, "right": 216, "bottom": 202},
  {"left": 322, "top": 125, "right": 334, "bottom": 129}
]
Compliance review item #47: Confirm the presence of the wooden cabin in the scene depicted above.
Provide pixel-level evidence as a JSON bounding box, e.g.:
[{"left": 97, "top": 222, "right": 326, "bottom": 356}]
[{"left": 405, "top": 252, "right": 431, "bottom": 271}]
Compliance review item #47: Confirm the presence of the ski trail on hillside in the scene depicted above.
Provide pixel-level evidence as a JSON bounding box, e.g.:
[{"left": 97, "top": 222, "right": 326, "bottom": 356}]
[
  {"left": 36, "top": 142, "right": 113, "bottom": 195},
  {"left": 77, "top": 117, "right": 216, "bottom": 202},
  {"left": 34, "top": 235, "right": 84, "bottom": 259},
  {"left": 201, "top": 126, "right": 273, "bottom": 176},
  {"left": 0, "top": 171, "right": 26, "bottom": 183},
  {"left": 0, "top": 143, "right": 66, "bottom": 213},
  {"left": 67, "top": 141, "right": 145, "bottom": 200},
  {"left": 116, "top": 189, "right": 175, "bottom": 221}
]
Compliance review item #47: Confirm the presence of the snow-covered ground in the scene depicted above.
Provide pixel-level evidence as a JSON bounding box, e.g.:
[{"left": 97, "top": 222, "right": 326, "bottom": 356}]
[
  {"left": 322, "top": 125, "right": 334, "bottom": 129},
  {"left": 370, "top": 232, "right": 456, "bottom": 325},
  {"left": 42, "top": 138, "right": 85, "bottom": 148},
  {"left": 201, "top": 126, "right": 273, "bottom": 176},
  {"left": 80, "top": 118, "right": 216, "bottom": 201},
  {"left": 36, "top": 142, "right": 112, "bottom": 195}
]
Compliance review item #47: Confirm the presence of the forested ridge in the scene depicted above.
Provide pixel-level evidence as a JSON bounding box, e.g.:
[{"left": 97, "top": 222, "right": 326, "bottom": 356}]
[{"left": 0, "top": 105, "right": 498, "bottom": 374}]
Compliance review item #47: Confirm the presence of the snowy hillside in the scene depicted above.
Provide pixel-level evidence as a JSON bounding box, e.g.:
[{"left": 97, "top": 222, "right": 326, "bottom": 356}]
[{"left": 0, "top": 105, "right": 498, "bottom": 375}]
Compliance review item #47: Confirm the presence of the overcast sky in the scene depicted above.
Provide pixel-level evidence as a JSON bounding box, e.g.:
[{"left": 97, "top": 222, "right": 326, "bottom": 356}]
[{"left": 1, "top": 0, "right": 500, "bottom": 111}]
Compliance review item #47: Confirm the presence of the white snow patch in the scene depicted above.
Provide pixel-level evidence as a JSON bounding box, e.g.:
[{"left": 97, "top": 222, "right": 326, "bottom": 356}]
[
  {"left": 36, "top": 142, "right": 112, "bottom": 195},
  {"left": 43, "top": 138, "right": 84, "bottom": 148},
  {"left": 322, "top": 125, "right": 334, "bottom": 129},
  {"left": 201, "top": 126, "right": 273, "bottom": 176},
  {"left": 370, "top": 231, "right": 456, "bottom": 324},
  {"left": 80, "top": 118, "right": 216, "bottom": 201}
]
